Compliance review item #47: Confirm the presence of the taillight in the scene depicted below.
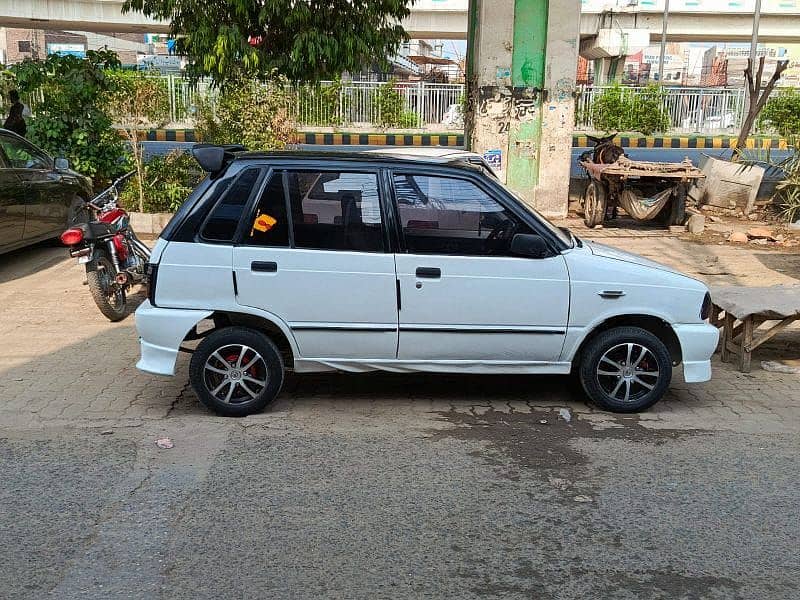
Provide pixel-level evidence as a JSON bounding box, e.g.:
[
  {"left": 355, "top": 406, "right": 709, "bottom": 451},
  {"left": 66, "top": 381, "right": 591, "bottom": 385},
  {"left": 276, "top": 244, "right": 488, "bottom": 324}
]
[
  {"left": 60, "top": 228, "right": 84, "bottom": 246},
  {"left": 700, "top": 292, "right": 712, "bottom": 320},
  {"left": 146, "top": 263, "right": 159, "bottom": 307}
]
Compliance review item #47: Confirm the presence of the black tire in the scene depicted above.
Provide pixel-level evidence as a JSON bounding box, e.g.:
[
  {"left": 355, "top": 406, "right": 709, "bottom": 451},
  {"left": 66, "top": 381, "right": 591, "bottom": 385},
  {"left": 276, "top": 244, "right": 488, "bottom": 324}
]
[
  {"left": 578, "top": 326, "right": 672, "bottom": 413},
  {"left": 86, "top": 250, "right": 127, "bottom": 321},
  {"left": 189, "top": 327, "right": 285, "bottom": 417},
  {"left": 583, "top": 180, "right": 607, "bottom": 228}
]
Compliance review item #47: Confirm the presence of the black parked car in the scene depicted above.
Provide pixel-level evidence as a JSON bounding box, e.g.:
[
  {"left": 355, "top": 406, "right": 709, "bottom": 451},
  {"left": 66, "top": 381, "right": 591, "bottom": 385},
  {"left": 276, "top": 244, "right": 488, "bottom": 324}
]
[{"left": 0, "top": 129, "right": 92, "bottom": 255}]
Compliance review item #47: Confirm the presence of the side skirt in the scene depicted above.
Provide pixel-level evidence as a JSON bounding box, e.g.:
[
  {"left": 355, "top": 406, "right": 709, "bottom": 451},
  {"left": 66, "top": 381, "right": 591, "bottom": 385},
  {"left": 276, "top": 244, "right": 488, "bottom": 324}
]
[{"left": 293, "top": 359, "right": 573, "bottom": 375}]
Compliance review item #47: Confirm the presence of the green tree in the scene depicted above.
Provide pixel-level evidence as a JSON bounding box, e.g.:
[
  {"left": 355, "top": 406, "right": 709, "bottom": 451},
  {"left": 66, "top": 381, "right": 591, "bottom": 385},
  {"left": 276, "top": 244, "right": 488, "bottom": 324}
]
[
  {"left": 122, "top": 0, "right": 413, "bottom": 83},
  {"left": 759, "top": 88, "right": 800, "bottom": 139},
  {"left": 10, "top": 50, "right": 127, "bottom": 186},
  {"left": 105, "top": 70, "right": 170, "bottom": 212}
]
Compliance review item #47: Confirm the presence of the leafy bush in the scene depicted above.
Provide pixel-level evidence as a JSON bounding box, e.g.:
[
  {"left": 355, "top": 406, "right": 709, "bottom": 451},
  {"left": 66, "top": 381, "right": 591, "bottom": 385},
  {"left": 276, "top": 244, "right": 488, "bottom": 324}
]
[
  {"left": 774, "top": 149, "right": 800, "bottom": 223},
  {"left": 119, "top": 151, "right": 204, "bottom": 213},
  {"left": 759, "top": 89, "right": 800, "bottom": 138},
  {"left": 10, "top": 50, "right": 128, "bottom": 186},
  {"left": 196, "top": 77, "right": 295, "bottom": 150},
  {"left": 590, "top": 84, "right": 670, "bottom": 135},
  {"left": 373, "top": 79, "right": 419, "bottom": 128}
]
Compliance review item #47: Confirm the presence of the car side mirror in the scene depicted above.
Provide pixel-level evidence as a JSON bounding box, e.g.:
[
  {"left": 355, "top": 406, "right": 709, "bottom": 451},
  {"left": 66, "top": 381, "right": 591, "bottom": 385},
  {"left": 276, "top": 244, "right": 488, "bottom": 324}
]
[
  {"left": 54, "top": 157, "right": 69, "bottom": 171},
  {"left": 510, "top": 233, "right": 550, "bottom": 259}
]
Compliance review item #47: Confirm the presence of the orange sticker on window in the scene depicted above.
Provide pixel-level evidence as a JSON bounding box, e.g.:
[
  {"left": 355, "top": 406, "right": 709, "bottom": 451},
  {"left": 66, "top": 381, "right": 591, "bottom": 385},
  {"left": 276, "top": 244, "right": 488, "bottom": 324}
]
[{"left": 252, "top": 212, "right": 277, "bottom": 234}]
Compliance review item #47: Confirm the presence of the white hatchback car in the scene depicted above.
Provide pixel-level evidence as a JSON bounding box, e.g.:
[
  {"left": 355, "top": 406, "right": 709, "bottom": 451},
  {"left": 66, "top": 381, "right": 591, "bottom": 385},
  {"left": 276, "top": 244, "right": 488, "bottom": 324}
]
[{"left": 135, "top": 145, "right": 719, "bottom": 416}]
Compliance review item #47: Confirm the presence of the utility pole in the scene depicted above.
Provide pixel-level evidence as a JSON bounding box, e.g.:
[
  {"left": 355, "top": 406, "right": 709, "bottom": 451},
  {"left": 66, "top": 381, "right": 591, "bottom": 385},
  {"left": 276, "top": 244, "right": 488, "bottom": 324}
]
[
  {"left": 749, "top": 0, "right": 762, "bottom": 69},
  {"left": 657, "top": 0, "right": 670, "bottom": 84}
]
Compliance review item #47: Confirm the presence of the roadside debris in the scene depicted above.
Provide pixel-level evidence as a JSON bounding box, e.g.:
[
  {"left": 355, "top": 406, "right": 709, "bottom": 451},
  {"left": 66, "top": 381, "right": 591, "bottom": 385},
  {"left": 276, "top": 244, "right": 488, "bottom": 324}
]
[
  {"left": 558, "top": 408, "right": 572, "bottom": 423},
  {"left": 761, "top": 361, "right": 800, "bottom": 374},
  {"left": 573, "top": 495, "right": 593, "bottom": 503},
  {"left": 728, "top": 231, "right": 749, "bottom": 243},
  {"left": 100, "top": 430, "right": 114, "bottom": 435},
  {"left": 155, "top": 437, "right": 174, "bottom": 449}
]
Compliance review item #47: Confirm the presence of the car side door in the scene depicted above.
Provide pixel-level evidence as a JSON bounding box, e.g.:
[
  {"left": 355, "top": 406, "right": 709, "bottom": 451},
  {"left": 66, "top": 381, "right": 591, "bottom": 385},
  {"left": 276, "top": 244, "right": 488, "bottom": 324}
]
[
  {"left": 391, "top": 170, "right": 570, "bottom": 364},
  {"left": 0, "top": 133, "right": 69, "bottom": 241},
  {"left": 232, "top": 166, "right": 398, "bottom": 361}
]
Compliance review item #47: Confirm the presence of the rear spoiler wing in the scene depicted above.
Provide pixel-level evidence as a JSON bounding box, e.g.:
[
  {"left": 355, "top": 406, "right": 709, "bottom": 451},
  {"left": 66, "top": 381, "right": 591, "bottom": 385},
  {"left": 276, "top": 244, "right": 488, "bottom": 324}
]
[{"left": 191, "top": 144, "right": 247, "bottom": 175}]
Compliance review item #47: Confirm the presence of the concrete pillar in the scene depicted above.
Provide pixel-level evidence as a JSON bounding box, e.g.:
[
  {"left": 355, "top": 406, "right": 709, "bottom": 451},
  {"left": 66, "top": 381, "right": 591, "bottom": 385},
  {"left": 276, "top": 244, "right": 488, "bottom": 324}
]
[{"left": 466, "top": 0, "right": 580, "bottom": 217}]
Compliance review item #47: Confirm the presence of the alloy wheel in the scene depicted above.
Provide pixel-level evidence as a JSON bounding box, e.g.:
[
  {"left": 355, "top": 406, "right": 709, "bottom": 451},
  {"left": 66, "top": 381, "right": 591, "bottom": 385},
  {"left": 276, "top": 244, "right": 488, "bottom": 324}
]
[
  {"left": 203, "top": 344, "right": 269, "bottom": 404},
  {"left": 596, "top": 342, "right": 661, "bottom": 403}
]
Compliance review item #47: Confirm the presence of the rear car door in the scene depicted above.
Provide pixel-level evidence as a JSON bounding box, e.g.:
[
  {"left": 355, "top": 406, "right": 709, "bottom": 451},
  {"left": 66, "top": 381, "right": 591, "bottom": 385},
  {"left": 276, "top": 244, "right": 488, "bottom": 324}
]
[
  {"left": 233, "top": 166, "right": 398, "bottom": 360},
  {"left": 391, "top": 170, "right": 570, "bottom": 363},
  {"left": 0, "top": 133, "right": 69, "bottom": 241}
]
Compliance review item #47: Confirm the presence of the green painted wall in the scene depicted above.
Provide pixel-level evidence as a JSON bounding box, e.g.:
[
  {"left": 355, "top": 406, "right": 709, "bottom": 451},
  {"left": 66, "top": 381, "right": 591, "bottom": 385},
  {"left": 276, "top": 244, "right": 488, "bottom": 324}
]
[{"left": 507, "top": 0, "right": 548, "bottom": 198}]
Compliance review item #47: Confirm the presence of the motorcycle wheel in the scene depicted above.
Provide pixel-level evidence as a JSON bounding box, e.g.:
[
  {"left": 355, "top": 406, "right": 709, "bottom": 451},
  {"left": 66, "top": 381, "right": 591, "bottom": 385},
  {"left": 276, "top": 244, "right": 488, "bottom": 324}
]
[{"left": 86, "top": 250, "right": 127, "bottom": 321}]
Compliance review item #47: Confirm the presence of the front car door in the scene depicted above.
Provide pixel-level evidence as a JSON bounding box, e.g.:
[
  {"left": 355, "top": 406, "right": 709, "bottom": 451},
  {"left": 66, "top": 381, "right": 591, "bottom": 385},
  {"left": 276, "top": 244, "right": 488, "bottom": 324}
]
[
  {"left": 391, "top": 170, "right": 570, "bottom": 366},
  {"left": 0, "top": 133, "right": 69, "bottom": 241},
  {"left": 233, "top": 166, "right": 398, "bottom": 362}
]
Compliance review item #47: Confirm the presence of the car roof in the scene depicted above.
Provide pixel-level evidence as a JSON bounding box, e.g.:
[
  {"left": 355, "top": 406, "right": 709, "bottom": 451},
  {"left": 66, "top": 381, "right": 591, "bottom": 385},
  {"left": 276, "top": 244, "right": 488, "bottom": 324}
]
[{"left": 231, "top": 149, "right": 487, "bottom": 172}]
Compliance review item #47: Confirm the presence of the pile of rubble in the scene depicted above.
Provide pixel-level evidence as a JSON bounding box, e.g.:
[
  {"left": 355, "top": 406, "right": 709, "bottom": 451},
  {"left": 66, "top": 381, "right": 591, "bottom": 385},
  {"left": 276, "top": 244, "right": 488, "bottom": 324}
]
[{"left": 726, "top": 227, "right": 800, "bottom": 248}]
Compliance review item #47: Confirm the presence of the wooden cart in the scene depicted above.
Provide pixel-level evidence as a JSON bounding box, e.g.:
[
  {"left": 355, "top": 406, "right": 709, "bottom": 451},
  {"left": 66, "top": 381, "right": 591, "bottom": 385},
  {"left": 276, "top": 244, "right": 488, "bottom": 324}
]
[{"left": 580, "top": 157, "right": 706, "bottom": 228}]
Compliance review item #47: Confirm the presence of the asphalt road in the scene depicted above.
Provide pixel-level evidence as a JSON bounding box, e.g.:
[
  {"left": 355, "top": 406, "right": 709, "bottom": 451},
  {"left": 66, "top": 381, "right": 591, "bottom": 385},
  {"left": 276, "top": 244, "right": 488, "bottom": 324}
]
[
  {"left": 1, "top": 239, "right": 800, "bottom": 599},
  {"left": 2, "top": 412, "right": 798, "bottom": 599}
]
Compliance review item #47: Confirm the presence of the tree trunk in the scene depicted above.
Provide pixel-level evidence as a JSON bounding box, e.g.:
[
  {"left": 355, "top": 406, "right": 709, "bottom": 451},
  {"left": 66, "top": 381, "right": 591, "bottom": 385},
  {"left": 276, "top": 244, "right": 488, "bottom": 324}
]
[
  {"left": 733, "top": 58, "right": 789, "bottom": 159},
  {"left": 131, "top": 129, "right": 145, "bottom": 213}
]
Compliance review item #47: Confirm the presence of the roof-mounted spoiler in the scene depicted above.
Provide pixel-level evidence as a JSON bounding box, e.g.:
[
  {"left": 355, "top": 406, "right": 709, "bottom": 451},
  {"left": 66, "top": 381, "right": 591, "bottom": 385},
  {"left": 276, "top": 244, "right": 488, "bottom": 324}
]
[{"left": 191, "top": 143, "right": 247, "bottom": 175}]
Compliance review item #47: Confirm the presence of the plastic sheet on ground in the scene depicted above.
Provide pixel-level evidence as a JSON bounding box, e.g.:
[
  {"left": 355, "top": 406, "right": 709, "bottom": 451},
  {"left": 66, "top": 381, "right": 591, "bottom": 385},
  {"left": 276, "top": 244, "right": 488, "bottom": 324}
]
[{"left": 618, "top": 188, "right": 673, "bottom": 221}]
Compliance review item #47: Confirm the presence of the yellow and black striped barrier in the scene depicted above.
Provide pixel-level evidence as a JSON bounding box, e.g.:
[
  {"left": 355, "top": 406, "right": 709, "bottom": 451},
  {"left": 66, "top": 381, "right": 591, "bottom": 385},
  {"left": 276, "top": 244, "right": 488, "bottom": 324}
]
[
  {"left": 572, "top": 134, "right": 789, "bottom": 150},
  {"left": 295, "top": 132, "right": 465, "bottom": 146},
  {"left": 128, "top": 129, "right": 789, "bottom": 150}
]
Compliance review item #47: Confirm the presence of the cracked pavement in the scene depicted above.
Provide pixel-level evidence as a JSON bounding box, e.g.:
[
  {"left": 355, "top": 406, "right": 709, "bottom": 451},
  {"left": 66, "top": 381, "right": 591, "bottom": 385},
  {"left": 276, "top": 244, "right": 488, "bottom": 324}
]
[{"left": 0, "top": 232, "right": 798, "bottom": 599}]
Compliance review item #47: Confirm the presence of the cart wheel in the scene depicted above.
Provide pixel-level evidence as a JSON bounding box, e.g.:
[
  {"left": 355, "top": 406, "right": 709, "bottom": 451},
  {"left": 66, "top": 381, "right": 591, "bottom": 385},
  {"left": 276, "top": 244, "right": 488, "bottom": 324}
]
[{"left": 583, "top": 180, "right": 607, "bottom": 228}]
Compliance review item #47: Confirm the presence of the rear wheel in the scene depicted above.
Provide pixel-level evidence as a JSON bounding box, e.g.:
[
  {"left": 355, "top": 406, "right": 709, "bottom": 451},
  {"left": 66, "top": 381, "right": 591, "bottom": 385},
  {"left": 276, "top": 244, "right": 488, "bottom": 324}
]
[
  {"left": 189, "top": 327, "right": 285, "bottom": 417},
  {"left": 583, "top": 180, "right": 607, "bottom": 228},
  {"left": 579, "top": 326, "right": 672, "bottom": 413},
  {"left": 86, "top": 250, "right": 127, "bottom": 321}
]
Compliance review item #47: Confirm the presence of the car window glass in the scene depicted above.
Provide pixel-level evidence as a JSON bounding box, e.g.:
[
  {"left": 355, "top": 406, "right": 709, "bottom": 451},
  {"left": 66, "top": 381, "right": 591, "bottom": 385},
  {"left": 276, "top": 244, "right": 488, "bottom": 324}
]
[
  {"left": 285, "top": 170, "right": 384, "bottom": 252},
  {"left": 0, "top": 135, "right": 50, "bottom": 169},
  {"left": 201, "top": 168, "right": 261, "bottom": 241},
  {"left": 244, "top": 172, "right": 290, "bottom": 247},
  {"left": 393, "top": 173, "right": 532, "bottom": 256}
]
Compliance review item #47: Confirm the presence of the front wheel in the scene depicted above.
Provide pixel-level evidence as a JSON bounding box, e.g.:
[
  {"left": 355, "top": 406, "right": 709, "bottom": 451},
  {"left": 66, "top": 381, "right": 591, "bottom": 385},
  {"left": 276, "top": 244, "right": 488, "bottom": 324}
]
[
  {"left": 578, "top": 327, "right": 672, "bottom": 413},
  {"left": 86, "top": 250, "right": 127, "bottom": 321},
  {"left": 189, "top": 327, "right": 285, "bottom": 417}
]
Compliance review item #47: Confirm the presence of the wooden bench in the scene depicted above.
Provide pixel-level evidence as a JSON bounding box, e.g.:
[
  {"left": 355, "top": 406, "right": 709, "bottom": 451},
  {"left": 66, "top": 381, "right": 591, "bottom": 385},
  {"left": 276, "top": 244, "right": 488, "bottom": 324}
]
[{"left": 710, "top": 285, "right": 800, "bottom": 372}]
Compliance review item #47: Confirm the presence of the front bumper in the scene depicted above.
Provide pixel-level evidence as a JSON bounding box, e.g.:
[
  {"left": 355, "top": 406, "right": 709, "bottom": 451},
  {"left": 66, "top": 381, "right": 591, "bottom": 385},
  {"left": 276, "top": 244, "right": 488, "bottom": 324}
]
[
  {"left": 673, "top": 322, "right": 720, "bottom": 383},
  {"left": 135, "top": 301, "right": 212, "bottom": 376}
]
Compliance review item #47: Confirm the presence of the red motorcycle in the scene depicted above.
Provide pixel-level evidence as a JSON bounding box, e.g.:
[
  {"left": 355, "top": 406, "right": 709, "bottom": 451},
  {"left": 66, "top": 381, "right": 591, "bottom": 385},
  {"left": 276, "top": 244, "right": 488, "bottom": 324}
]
[{"left": 60, "top": 172, "right": 151, "bottom": 321}]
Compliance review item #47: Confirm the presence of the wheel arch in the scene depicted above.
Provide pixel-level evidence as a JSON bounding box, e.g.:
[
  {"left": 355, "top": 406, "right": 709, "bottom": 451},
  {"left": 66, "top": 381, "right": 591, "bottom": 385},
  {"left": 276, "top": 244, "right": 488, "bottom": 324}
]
[
  {"left": 570, "top": 314, "right": 682, "bottom": 367},
  {"left": 185, "top": 310, "right": 297, "bottom": 368}
]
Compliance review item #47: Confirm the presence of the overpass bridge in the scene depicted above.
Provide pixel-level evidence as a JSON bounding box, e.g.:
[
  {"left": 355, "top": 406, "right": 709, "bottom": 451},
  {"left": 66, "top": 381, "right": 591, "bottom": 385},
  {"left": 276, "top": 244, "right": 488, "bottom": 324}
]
[{"left": 1, "top": 0, "right": 799, "bottom": 43}]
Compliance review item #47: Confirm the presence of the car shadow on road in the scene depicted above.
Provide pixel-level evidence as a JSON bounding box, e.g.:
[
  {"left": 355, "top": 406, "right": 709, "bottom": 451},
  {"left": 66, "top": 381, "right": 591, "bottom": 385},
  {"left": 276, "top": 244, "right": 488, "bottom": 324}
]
[{"left": 0, "top": 242, "right": 66, "bottom": 285}]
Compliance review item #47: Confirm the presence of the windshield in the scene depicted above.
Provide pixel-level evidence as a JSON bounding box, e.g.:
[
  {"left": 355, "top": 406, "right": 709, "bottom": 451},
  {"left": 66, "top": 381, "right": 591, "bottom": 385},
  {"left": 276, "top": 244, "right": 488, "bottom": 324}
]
[{"left": 507, "top": 189, "right": 573, "bottom": 247}]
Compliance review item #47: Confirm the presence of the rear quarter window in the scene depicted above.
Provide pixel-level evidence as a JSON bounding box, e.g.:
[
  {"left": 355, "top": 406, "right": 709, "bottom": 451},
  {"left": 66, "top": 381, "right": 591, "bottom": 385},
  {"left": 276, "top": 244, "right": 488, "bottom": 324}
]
[{"left": 201, "top": 168, "right": 262, "bottom": 242}]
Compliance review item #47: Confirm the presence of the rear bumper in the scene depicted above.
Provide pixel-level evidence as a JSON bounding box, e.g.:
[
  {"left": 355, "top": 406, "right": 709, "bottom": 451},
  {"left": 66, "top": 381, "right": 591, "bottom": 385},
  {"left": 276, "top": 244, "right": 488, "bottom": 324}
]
[
  {"left": 135, "top": 301, "right": 212, "bottom": 376},
  {"left": 674, "top": 322, "right": 720, "bottom": 383}
]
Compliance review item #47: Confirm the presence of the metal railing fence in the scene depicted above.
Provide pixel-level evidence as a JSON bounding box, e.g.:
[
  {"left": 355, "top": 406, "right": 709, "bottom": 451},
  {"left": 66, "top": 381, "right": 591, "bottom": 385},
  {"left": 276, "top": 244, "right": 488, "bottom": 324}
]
[{"left": 576, "top": 86, "right": 761, "bottom": 134}]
